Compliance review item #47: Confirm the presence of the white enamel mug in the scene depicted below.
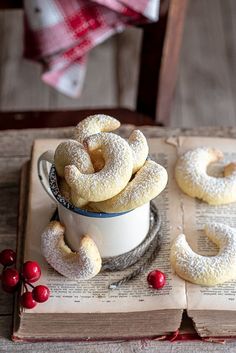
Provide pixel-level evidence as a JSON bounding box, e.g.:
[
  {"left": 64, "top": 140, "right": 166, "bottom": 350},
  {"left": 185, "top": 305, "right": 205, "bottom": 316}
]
[{"left": 37, "top": 150, "right": 150, "bottom": 257}]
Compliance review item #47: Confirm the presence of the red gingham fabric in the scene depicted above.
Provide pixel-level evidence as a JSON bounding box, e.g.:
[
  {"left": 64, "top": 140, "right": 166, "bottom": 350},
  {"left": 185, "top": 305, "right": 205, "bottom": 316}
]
[{"left": 24, "top": 0, "right": 159, "bottom": 97}]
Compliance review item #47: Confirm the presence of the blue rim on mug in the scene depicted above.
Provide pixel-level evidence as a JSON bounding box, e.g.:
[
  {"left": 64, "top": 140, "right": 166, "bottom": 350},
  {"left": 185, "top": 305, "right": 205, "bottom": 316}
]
[{"left": 48, "top": 165, "right": 132, "bottom": 219}]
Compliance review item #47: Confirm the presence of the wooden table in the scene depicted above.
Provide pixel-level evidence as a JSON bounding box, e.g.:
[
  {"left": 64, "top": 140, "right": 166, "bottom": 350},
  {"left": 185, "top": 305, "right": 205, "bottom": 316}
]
[{"left": 1, "top": 125, "right": 236, "bottom": 353}]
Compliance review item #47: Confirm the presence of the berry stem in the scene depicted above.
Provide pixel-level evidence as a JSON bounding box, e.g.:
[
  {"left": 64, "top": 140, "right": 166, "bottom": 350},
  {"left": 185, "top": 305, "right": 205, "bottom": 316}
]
[
  {"left": 24, "top": 281, "right": 35, "bottom": 289},
  {"left": 23, "top": 282, "right": 28, "bottom": 292}
]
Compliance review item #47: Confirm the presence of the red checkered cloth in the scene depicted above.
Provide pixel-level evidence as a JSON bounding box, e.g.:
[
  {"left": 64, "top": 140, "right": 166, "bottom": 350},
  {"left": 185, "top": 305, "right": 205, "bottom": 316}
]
[{"left": 24, "top": 0, "right": 159, "bottom": 97}]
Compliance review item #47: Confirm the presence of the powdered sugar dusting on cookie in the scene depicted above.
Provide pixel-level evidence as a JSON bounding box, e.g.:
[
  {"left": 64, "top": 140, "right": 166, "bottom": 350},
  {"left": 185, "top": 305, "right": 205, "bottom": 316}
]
[
  {"left": 90, "top": 160, "right": 168, "bottom": 213},
  {"left": 175, "top": 147, "right": 236, "bottom": 205},
  {"left": 41, "top": 221, "right": 101, "bottom": 280},
  {"left": 54, "top": 139, "right": 94, "bottom": 177},
  {"left": 128, "top": 130, "right": 149, "bottom": 174},
  {"left": 170, "top": 222, "right": 236, "bottom": 285},
  {"left": 65, "top": 132, "right": 133, "bottom": 202},
  {"left": 74, "top": 114, "right": 120, "bottom": 144}
]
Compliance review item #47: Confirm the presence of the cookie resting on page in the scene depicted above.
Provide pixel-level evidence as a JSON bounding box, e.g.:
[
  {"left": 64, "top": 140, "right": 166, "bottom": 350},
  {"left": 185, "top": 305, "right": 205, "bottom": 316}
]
[
  {"left": 170, "top": 223, "right": 236, "bottom": 286},
  {"left": 175, "top": 147, "right": 236, "bottom": 205}
]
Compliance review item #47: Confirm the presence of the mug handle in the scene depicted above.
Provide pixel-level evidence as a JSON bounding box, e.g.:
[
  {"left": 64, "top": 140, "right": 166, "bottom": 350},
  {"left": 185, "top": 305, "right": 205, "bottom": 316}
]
[{"left": 37, "top": 150, "right": 56, "bottom": 202}]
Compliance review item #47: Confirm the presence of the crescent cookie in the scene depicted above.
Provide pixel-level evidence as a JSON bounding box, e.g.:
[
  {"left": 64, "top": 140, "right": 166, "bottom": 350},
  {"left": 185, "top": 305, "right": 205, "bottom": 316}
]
[
  {"left": 175, "top": 147, "right": 236, "bottom": 205},
  {"left": 41, "top": 221, "right": 102, "bottom": 280},
  {"left": 73, "top": 114, "right": 120, "bottom": 172},
  {"left": 90, "top": 160, "right": 168, "bottom": 213},
  {"left": 64, "top": 132, "right": 133, "bottom": 202},
  {"left": 170, "top": 223, "right": 236, "bottom": 286},
  {"left": 74, "top": 114, "right": 120, "bottom": 144},
  {"left": 54, "top": 139, "right": 94, "bottom": 178},
  {"left": 128, "top": 130, "right": 149, "bottom": 174}
]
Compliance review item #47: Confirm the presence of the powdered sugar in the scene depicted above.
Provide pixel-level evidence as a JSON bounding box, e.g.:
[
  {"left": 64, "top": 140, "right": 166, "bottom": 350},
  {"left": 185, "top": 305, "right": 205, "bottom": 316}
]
[
  {"left": 170, "top": 222, "right": 236, "bottom": 286},
  {"left": 65, "top": 132, "right": 133, "bottom": 202},
  {"left": 73, "top": 114, "right": 120, "bottom": 144},
  {"left": 128, "top": 130, "right": 149, "bottom": 174},
  {"left": 41, "top": 221, "right": 101, "bottom": 280},
  {"left": 90, "top": 160, "right": 168, "bottom": 213},
  {"left": 54, "top": 139, "right": 94, "bottom": 177},
  {"left": 175, "top": 147, "right": 236, "bottom": 205},
  {"left": 54, "top": 115, "right": 168, "bottom": 212}
]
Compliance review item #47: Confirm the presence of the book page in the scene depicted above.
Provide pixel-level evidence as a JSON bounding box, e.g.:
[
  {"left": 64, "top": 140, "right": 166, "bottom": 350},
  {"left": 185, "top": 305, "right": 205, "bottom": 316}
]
[
  {"left": 24, "top": 138, "right": 186, "bottom": 314},
  {"left": 171, "top": 137, "right": 236, "bottom": 311}
]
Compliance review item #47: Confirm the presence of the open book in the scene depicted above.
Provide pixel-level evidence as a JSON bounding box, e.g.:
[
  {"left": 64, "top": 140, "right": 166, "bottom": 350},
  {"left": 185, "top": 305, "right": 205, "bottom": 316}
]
[{"left": 13, "top": 136, "right": 236, "bottom": 341}]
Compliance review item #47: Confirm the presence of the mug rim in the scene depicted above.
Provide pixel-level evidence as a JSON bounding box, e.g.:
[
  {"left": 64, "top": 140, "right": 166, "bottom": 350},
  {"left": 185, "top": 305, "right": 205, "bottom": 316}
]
[{"left": 48, "top": 165, "right": 132, "bottom": 219}]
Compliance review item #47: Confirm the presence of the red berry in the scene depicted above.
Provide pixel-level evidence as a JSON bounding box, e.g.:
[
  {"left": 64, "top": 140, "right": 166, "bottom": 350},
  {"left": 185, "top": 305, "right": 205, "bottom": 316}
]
[
  {"left": 0, "top": 249, "right": 16, "bottom": 266},
  {"left": 22, "top": 261, "right": 41, "bottom": 283},
  {"left": 21, "top": 291, "right": 37, "bottom": 309},
  {"left": 1, "top": 282, "right": 18, "bottom": 293},
  {"left": 32, "top": 285, "right": 50, "bottom": 303},
  {"left": 2, "top": 268, "right": 19, "bottom": 287},
  {"left": 147, "top": 270, "right": 166, "bottom": 289}
]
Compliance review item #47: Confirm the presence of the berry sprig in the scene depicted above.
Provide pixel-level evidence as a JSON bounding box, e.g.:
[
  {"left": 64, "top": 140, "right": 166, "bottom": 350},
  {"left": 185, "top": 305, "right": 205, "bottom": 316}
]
[{"left": 0, "top": 249, "right": 50, "bottom": 309}]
